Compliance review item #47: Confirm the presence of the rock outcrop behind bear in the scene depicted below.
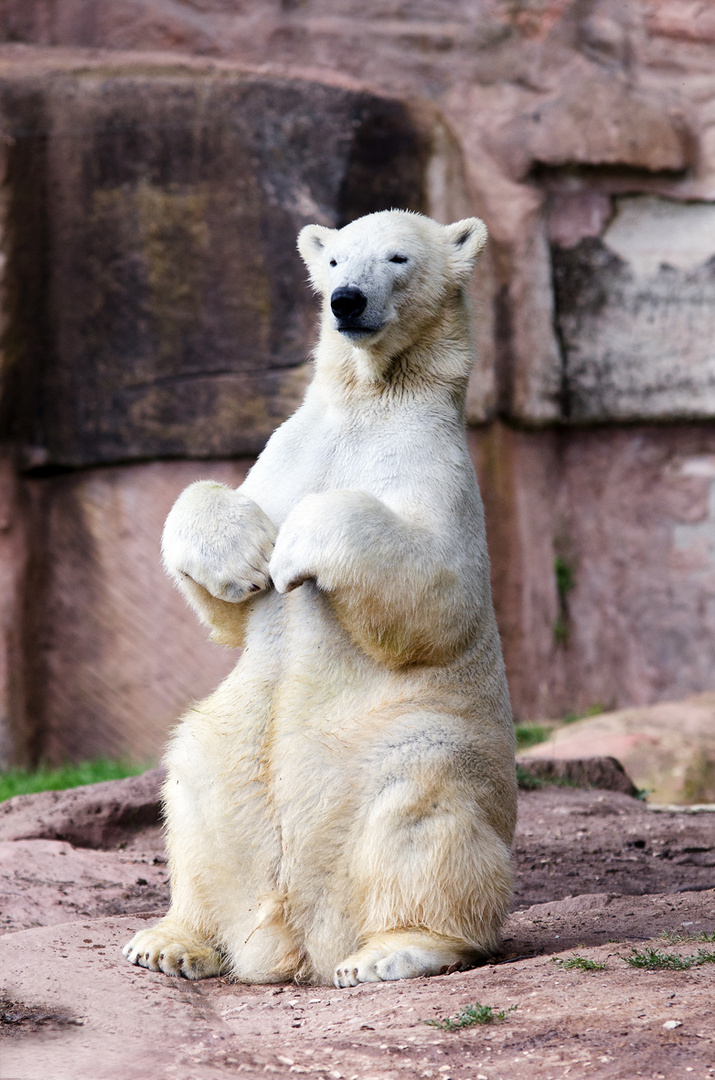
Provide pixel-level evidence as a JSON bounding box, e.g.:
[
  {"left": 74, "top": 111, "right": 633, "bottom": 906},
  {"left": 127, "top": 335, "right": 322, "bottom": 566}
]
[
  {"left": 0, "top": 53, "right": 475, "bottom": 469},
  {"left": 520, "top": 693, "right": 715, "bottom": 806}
]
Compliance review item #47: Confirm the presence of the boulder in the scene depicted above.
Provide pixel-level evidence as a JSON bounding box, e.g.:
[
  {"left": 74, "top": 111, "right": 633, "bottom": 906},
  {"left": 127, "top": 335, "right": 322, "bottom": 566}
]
[
  {"left": 517, "top": 756, "right": 638, "bottom": 797},
  {"left": 519, "top": 693, "right": 715, "bottom": 805},
  {"left": 0, "top": 767, "right": 163, "bottom": 847}
]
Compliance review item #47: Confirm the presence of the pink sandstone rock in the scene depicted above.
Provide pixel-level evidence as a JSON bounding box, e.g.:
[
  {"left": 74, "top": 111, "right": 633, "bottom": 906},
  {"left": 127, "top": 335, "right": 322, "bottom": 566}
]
[
  {"left": 0, "top": 4, "right": 709, "bottom": 428},
  {"left": 0, "top": 49, "right": 491, "bottom": 469},
  {"left": 472, "top": 425, "right": 715, "bottom": 721},
  {"left": 0, "top": 778, "right": 713, "bottom": 1079},
  {"left": 0, "top": 11, "right": 713, "bottom": 753},
  {"left": 1, "top": 888, "right": 714, "bottom": 1080},
  {"left": 15, "top": 423, "right": 715, "bottom": 761},
  {"left": 519, "top": 692, "right": 715, "bottom": 805},
  {"left": 0, "top": 767, "right": 163, "bottom": 847},
  {"left": 0, "top": 461, "right": 29, "bottom": 767},
  {"left": 0, "top": 838, "right": 167, "bottom": 934}
]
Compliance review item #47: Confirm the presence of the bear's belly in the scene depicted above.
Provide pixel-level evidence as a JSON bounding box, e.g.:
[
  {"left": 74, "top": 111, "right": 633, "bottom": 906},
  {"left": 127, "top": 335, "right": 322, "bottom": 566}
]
[
  {"left": 166, "top": 580, "right": 513, "bottom": 972},
  {"left": 178, "top": 580, "right": 509, "bottom": 821},
  {"left": 236, "top": 582, "right": 471, "bottom": 735},
  {"left": 223, "top": 583, "right": 506, "bottom": 809}
]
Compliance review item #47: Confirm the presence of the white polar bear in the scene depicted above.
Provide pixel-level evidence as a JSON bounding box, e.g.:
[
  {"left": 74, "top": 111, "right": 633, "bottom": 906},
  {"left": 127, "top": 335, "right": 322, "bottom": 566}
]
[{"left": 123, "top": 209, "right": 517, "bottom": 987}]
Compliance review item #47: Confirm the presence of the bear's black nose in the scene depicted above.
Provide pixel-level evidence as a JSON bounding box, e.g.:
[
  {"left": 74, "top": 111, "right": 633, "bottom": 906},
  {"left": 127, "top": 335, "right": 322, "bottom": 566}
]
[{"left": 331, "top": 287, "right": 367, "bottom": 321}]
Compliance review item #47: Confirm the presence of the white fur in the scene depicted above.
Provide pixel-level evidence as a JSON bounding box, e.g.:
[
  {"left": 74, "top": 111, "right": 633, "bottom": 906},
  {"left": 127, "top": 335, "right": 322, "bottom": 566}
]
[{"left": 123, "top": 209, "right": 516, "bottom": 987}]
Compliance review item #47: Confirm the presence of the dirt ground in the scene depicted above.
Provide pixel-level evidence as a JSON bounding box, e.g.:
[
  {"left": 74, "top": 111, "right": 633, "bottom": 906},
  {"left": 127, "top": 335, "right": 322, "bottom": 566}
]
[{"left": 1, "top": 778, "right": 714, "bottom": 1079}]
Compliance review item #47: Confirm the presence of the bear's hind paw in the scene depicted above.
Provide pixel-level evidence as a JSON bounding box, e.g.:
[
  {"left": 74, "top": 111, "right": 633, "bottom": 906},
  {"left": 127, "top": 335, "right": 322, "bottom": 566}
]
[
  {"left": 334, "top": 948, "right": 385, "bottom": 987},
  {"left": 123, "top": 924, "right": 223, "bottom": 980},
  {"left": 334, "top": 936, "right": 475, "bottom": 986}
]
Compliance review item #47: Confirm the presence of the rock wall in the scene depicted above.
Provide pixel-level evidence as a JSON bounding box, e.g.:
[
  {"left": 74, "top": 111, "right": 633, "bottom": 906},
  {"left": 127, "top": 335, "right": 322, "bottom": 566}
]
[
  {"left": 1, "top": 2, "right": 715, "bottom": 761},
  {"left": 472, "top": 425, "right": 715, "bottom": 720}
]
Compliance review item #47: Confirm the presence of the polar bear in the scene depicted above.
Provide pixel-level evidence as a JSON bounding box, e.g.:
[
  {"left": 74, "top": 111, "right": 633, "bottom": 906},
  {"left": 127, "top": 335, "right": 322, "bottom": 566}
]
[{"left": 123, "top": 209, "right": 517, "bottom": 987}]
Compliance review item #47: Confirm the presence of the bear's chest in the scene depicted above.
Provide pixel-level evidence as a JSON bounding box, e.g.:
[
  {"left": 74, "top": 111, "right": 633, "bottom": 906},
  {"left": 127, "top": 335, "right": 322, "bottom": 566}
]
[{"left": 253, "top": 410, "right": 417, "bottom": 527}]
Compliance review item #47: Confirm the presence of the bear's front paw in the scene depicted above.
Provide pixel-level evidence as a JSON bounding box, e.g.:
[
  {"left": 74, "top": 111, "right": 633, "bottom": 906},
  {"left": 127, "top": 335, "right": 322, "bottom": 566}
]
[
  {"left": 123, "top": 923, "right": 223, "bottom": 980},
  {"left": 269, "top": 551, "right": 314, "bottom": 594},
  {"left": 269, "top": 490, "right": 359, "bottom": 594},
  {"left": 162, "top": 482, "right": 277, "bottom": 603},
  {"left": 335, "top": 940, "right": 467, "bottom": 986},
  {"left": 269, "top": 522, "right": 316, "bottom": 594}
]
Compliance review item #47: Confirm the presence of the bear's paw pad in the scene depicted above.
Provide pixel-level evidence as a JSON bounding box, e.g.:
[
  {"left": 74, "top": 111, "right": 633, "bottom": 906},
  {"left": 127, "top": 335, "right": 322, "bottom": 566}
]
[{"left": 123, "top": 926, "right": 222, "bottom": 980}]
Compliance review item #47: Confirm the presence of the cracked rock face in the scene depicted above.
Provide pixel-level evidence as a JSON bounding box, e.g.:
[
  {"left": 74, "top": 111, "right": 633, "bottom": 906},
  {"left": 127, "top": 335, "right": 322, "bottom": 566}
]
[
  {"left": 0, "top": 63, "right": 458, "bottom": 469},
  {"left": 552, "top": 197, "right": 715, "bottom": 424}
]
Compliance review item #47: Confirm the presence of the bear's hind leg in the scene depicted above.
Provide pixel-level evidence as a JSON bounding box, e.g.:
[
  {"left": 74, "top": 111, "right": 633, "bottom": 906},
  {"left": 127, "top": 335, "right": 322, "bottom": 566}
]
[
  {"left": 331, "top": 723, "right": 514, "bottom": 987},
  {"left": 123, "top": 917, "right": 223, "bottom": 979},
  {"left": 334, "top": 930, "right": 474, "bottom": 987}
]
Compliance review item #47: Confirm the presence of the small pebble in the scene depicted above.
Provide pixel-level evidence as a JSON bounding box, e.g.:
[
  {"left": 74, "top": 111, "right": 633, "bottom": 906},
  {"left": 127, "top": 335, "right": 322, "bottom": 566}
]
[{"left": 663, "top": 1020, "right": 682, "bottom": 1030}]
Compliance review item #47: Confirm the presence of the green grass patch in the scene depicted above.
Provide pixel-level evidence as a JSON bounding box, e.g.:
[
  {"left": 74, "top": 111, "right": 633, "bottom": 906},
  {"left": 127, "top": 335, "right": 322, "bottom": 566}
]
[
  {"left": 515, "top": 723, "right": 552, "bottom": 752},
  {"left": 514, "top": 707, "right": 605, "bottom": 753},
  {"left": 622, "top": 946, "right": 715, "bottom": 971},
  {"left": 552, "top": 955, "right": 607, "bottom": 971},
  {"left": 515, "top": 764, "right": 579, "bottom": 791},
  {"left": 661, "top": 930, "right": 715, "bottom": 944},
  {"left": 554, "top": 554, "right": 575, "bottom": 601},
  {"left": 516, "top": 764, "right": 544, "bottom": 790},
  {"left": 553, "top": 554, "right": 576, "bottom": 645},
  {"left": 424, "top": 1002, "right": 516, "bottom": 1031},
  {"left": 0, "top": 759, "right": 149, "bottom": 803}
]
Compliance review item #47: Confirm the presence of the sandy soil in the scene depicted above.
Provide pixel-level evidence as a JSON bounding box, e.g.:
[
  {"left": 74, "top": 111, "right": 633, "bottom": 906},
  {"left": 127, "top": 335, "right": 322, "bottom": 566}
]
[{"left": 1, "top": 780, "right": 714, "bottom": 1079}]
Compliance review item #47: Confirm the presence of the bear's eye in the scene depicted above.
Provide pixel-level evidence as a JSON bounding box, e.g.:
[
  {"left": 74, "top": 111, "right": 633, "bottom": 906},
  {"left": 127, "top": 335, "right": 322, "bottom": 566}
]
[
  {"left": 389, "top": 254, "right": 408, "bottom": 264},
  {"left": 329, "top": 259, "right": 337, "bottom": 267}
]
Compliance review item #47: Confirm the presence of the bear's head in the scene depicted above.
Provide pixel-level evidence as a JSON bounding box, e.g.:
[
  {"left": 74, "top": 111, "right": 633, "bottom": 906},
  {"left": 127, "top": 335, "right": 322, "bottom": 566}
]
[{"left": 297, "top": 210, "right": 487, "bottom": 373}]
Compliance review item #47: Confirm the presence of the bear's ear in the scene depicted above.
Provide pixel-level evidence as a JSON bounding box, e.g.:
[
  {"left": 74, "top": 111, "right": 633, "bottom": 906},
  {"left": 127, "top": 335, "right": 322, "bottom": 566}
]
[
  {"left": 297, "top": 224, "right": 336, "bottom": 271},
  {"left": 444, "top": 217, "right": 488, "bottom": 283}
]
